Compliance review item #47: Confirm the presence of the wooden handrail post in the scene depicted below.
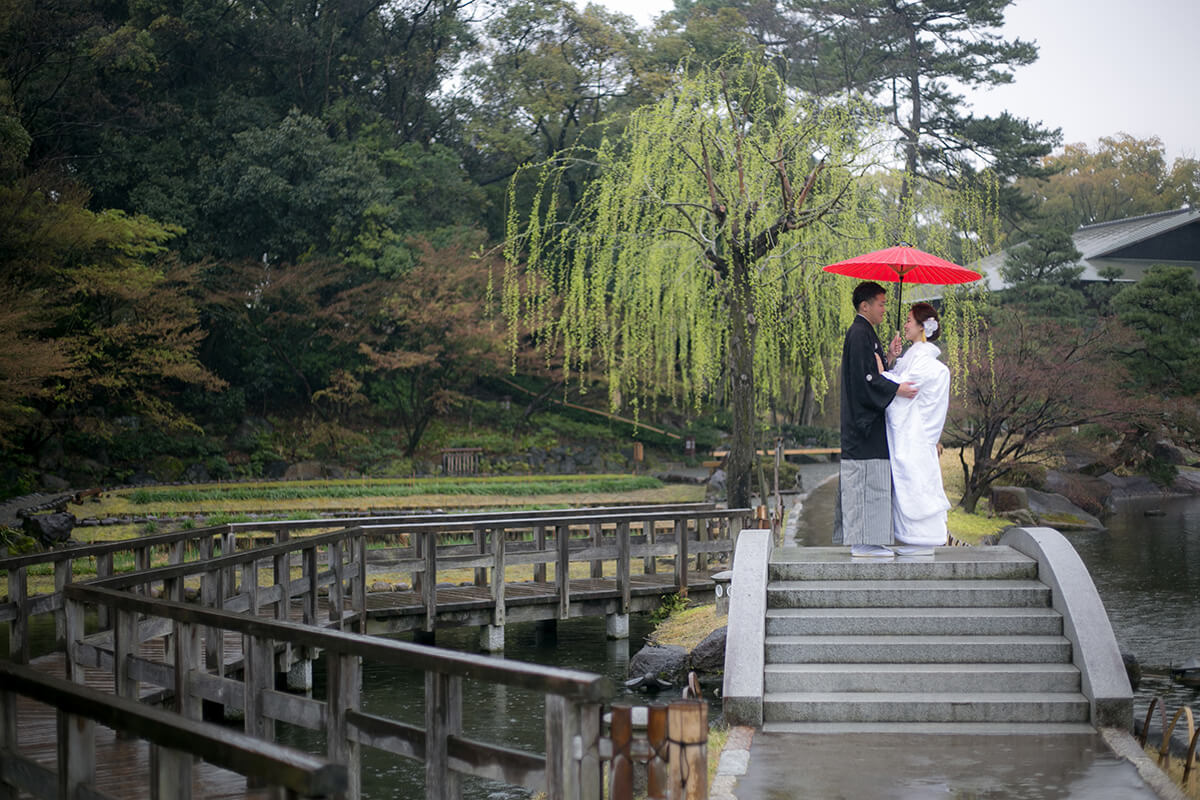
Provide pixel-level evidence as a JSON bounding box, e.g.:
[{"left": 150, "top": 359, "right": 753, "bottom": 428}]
[
  {"left": 0, "top": 684, "right": 16, "bottom": 800},
  {"left": 96, "top": 551, "right": 113, "bottom": 629},
  {"left": 533, "top": 525, "right": 547, "bottom": 584},
  {"left": 151, "top": 742, "right": 193, "bottom": 800},
  {"left": 491, "top": 528, "right": 506, "bottom": 629},
  {"left": 352, "top": 535, "right": 367, "bottom": 634},
  {"left": 201, "top": 561, "right": 224, "bottom": 675},
  {"left": 474, "top": 526, "right": 488, "bottom": 587},
  {"left": 64, "top": 596, "right": 85, "bottom": 685},
  {"left": 675, "top": 520, "right": 689, "bottom": 599},
  {"left": 616, "top": 521, "right": 631, "bottom": 615},
  {"left": 114, "top": 607, "right": 139, "bottom": 704},
  {"left": 54, "top": 558, "right": 72, "bottom": 651},
  {"left": 426, "top": 670, "right": 462, "bottom": 800},
  {"left": 423, "top": 532, "right": 437, "bottom": 632},
  {"left": 174, "top": 620, "right": 202, "bottom": 721},
  {"left": 328, "top": 652, "right": 362, "bottom": 799},
  {"left": 7, "top": 565, "right": 27, "bottom": 664},
  {"left": 589, "top": 522, "right": 603, "bottom": 579},
  {"left": 545, "top": 695, "right": 602, "bottom": 800},
  {"left": 667, "top": 700, "right": 707, "bottom": 800},
  {"left": 556, "top": 524, "right": 570, "bottom": 620},
  {"left": 330, "top": 540, "right": 345, "bottom": 630},
  {"left": 58, "top": 708, "right": 96, "bottom": 799},
  {"left": 303, "top": 546, "right": 318, "bottom": 628},
  {"left": 643, "top": 518, "right": 657, "bottom": 574}
]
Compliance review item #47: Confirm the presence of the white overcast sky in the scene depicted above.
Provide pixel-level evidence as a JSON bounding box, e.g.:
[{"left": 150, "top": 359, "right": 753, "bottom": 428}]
[{"left": 589, "top": 0, "right": 1199, "bottom": 162}]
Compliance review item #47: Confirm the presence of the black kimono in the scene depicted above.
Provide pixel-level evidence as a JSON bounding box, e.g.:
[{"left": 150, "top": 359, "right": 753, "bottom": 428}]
[{"left": 839, "top": 315, "right": 899, "bottom": 460}]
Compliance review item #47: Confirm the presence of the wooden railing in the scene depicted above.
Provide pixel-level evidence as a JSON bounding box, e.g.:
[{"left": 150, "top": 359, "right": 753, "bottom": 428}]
[
  {"left": 0, "top": 660, "right": 347, "bottom": 799},
  {"left": 1, "top": 503, "right": 743, "bottom": 658},
  {"left": 58, "top": 583, "right": 710, "bottom": 799}
]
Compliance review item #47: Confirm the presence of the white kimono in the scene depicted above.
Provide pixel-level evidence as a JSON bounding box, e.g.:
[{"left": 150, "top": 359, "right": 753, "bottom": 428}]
[{"left": 881, "top": 341, "right": 951, "bottom": 545}]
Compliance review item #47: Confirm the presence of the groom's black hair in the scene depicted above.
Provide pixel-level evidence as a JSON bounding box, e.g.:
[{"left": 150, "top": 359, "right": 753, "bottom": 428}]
[{"left": 852, "top": 281, "right": 887, "bottom": 311}]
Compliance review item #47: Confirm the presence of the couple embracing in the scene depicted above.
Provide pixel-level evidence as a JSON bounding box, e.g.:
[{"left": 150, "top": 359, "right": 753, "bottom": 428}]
[{"left": 832, "top": 281, "right": 951, "bottom": 559}]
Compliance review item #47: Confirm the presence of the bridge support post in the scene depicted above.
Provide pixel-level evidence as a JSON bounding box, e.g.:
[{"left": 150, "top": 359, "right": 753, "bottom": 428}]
[
  {"left": 605, "top": 613, "right": 629, "bottom": 640},
  {"left": 287, "top": 657, "right": 313, "bottom": 692},
  {"left": 478, "top": 624, "right": 505, "bottom": 652}
]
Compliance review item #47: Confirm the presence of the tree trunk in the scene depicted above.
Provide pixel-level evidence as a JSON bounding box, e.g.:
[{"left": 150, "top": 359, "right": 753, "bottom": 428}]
[{"left": 726, "top": 261, "right": 756, "bottom": 510}]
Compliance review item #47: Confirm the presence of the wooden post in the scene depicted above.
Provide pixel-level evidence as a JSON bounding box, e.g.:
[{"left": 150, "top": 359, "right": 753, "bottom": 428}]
[
  {"left": 667, "top": 700, "right": 707, "bottom": 800},
  {"left": 589, "top": 522, "right": 603, "bottom": 579},
  {"left": 533, "top": 525, "right": 547, "bottom": 584},
  {"left": 545, "top": 695, "right": 582, "bottom": 800},
  {"left": 698, "top": 518, "right": 709, "bottom": 573},
  {"left": 114, "top": 608, "right": 139, "bottom": 704},
  {"left": 201, "top": 562, "right": 224, "bottom": 676},
  {"left": 491, "top": 528, "right": 506, "bottom": 628},
  {"left": 151, "top": 743, "right": 192, "bottom": 800},
  {"left": 54, "top": 558, "right": 71, "bottom": 651},
  {"left": 579, "top": 702, "right": 602, "bottom": 800},
  {"left": 328, "top": 652, "right": 362, "bottom": 799},
  {"left": 352, "top": 536, "right": 367, "bottom": 634},
  {"left": 7, "top": 566, "right": 27, "bottom": 664},
  {"left": 243, "top": 559, "right": 260, "bottom": 618},
  {"left": 1, "top": 683, "right": 17, "bottom": 800},
  {"left": 616, "top": 521, "right": 631, "bottom": 615},
  {"left": 64, "top": 596, "right": 85, "bottom": 685},
  {"left": 556, "top": 524, "right": 570, "bottom": 620},
  {"left": 646, "top": 704, "right": 669, "bottom": 799},
  {"left": 58, "top": 709, "right": 95, "bottom": 800},
  {"left": 303, "top": 546, "right": 318, "bottom": 628},
  {"left": 474, "top": 527, "right": 488, "bottom": 587},
  {"left": 329, "top": 540, "right": 345, "bottom": 630},
  {"left": 609, "top": 704, "right": 634, "bottom": 799},
  {"left": 425, "top": 671, "right": 462, "bottom": 800},
  {"left": 643, "top": 518, "right": 657, "bottom": 574},
  {"left": 423, "top": 533, "right": 437, "bottom": 632},
  {"left": 244, "top": 634, "right": 275, "bottom": 742},
  {"left": 273, "top": 549, "right": 291, "bottom": 671},
  {"left": 174, "top": 621, "right": 202, "bottom": 721},
  {"left": 136, "top": 544, "right": 152, "bottom": 595},
  {"left": 673, "top": 519, "right": 689, "bottom": 599},
  {"left": 96, "top": 552, "right": 113, "bottom": 629}
]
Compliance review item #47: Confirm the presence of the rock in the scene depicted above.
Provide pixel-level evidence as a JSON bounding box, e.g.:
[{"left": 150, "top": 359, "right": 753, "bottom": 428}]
[
  {"left": 1043, "top": 470, "right": 1111, "bottom": 515},
  {"left": 285, "top": 460, "right": 325, "bottom": 480},
  {"left": 705, "top": 469, "right": 727, "bottom": 502},
  {"left": 990, "top": 486, "right": 1104, "bottom": 530},
  {"left": 369, "top": 581, "right": 392, "bottom": 593},
  {"left": 127, "top": 471, "right": 156, "bottom": 486},
  {"left": 1170, "top": 467, "right": 1200, "bottom": 495},
  {"left": 689, "top": 626, "right": 727, "bottom": 674},
  {"left": 999, "top": 508, "right": 1038, "bottom": 527},
  {"left": 22, "top": 512, "right": 76, "bottom": 547},
  {"left": 40, "top": 473, "right": 70, "bottom": 492},
  {"left": 1153, "top": 440, "right": 1189, "bottom": 466},
  {"left": 263, "top": 460, "right": 289, "bottom": 479},
  {"left": 628, "top": 644, "right": 688, "bottom": 684},
  {"left": 184, "top": 462, "right": 211, "bottom": 483}
]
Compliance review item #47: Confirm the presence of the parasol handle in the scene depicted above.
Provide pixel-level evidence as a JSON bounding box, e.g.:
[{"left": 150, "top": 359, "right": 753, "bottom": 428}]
[{"left": 896, "top": 274, "right": 904, "bottom": 334}]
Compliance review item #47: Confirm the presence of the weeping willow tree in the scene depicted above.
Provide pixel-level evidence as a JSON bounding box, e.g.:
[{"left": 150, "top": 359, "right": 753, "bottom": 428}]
[{"left": 503, "top": 53, "right": 994, "bottom": 509}]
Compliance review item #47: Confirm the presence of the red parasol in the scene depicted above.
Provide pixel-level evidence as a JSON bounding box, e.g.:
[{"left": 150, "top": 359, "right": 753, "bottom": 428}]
[{"left": 822, "top": 243, "right": 982, "bottom": 329}]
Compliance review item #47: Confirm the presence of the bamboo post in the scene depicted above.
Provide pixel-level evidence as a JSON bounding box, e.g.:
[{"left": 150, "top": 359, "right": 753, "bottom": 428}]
[
  {"left": 646, "top": 704, "right": 669, "bottom": 799},
  {"left": 667, "top": 700, "right": 707, "bottom": 800},
  {"left": 609, "top": 704, "right": 634, "bottom": 800}
]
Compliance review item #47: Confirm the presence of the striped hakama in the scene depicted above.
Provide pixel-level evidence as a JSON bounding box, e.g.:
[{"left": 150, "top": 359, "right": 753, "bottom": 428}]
[{"left": 831, "top": 458, "right": 893, "bottom": 546}]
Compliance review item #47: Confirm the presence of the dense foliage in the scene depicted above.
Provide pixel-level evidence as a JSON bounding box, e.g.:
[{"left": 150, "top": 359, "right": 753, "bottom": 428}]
[{"left": 1, "top": 0, "right": 1196, "bottom": 503}]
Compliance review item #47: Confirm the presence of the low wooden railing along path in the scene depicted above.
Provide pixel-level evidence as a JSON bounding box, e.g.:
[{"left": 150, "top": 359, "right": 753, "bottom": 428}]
[{"left": 1, "top": 502, "right": 746, "bottom": 798}]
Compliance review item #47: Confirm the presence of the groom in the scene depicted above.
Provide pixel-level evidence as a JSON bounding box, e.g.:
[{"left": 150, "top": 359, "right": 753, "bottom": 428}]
[{"left": 833, "top": 281, "right": 916, "bottom": 558}]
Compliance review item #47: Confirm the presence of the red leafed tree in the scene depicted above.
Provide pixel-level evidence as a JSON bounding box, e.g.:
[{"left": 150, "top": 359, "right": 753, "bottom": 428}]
[{"left": 944, "top": 311, "right": 1141, "bottom": 513}]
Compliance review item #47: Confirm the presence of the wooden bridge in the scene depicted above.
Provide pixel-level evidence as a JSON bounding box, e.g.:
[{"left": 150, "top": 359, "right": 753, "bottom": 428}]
[{"left": 1, "top": 502, "right": 748, "bottom": 798}]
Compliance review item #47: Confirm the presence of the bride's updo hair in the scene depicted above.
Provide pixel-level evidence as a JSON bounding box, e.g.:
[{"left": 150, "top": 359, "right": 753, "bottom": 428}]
[{"left": 911, "top": 302, "right": 940, "bottom": 342}]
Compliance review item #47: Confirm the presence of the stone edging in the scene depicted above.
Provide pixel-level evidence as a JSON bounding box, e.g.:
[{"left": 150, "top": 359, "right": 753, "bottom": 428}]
[
  {"left": 1100, "top": 727, "right": 1190, "bottom": 800},
  {"left": 710, "top": 725, "right": 755, "bottom": 800}
]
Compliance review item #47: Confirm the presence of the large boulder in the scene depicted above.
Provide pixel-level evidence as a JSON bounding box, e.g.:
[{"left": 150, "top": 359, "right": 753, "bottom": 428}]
[
  {"left": 991, "top": 486, "right": 1104, "bottom": 530},
  {"left": 23, "top": 512, "right": 76, "bottom": 547},
  {"left": 1044, "top": 470, "right": 1112, "bottom": 515},
  {"left": 628, "top": 644, "right": 689, "bottom": 684},
  {"left": 689, "top": 626, "right": 727, "bottom": 674}
]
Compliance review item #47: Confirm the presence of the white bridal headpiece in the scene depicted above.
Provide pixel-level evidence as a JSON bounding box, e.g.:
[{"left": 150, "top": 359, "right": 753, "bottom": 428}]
[{"left": 923, "top": 318, "right": 939, "bottom": 337}]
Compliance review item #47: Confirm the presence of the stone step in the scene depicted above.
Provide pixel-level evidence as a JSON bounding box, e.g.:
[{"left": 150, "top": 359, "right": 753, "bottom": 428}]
[
  {"left": 770, "top": 546, "right": 1038, "bottom": 582},
  {"left": 760, "top": 721, "right": 1098, "bottom": 735},
  {"left": 765, "top": 634, "right": 1072, "bottom": 664},
  {"left": 765, "top": 606, "right": 1064, "bottom": 636},
  {"left": 767, "top": 579, "right": 1051, "bottom": 609},
  {"left": 762, "top": 691, "right": 1091, "bottom": 724},
  {"left": 764, "top": 662, "right": 1081, "bottom": 693}
]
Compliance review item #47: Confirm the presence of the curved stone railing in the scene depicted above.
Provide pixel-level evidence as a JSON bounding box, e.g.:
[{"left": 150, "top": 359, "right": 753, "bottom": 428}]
[
  {"left": 721, "top": 528, "right": 772, "bottom": 726},
  {"left": 1000, "top": 526, "right": 1133, "bottom": 729}
]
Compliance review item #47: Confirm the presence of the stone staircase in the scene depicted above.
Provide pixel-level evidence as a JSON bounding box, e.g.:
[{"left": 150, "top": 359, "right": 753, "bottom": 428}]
[{"left": 761, "top": 545, "right": 1096, "bottom": 733}]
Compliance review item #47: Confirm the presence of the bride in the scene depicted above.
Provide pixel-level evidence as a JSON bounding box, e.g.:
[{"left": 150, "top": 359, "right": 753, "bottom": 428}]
[{"left": 875, "top": 302, "right": 951, "bottom": 553}]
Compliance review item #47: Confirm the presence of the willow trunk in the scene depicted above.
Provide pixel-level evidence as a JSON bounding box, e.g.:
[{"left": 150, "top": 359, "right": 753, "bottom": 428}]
[{"left": 725, "top": 262, "right": 756, "bottom": 510}]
